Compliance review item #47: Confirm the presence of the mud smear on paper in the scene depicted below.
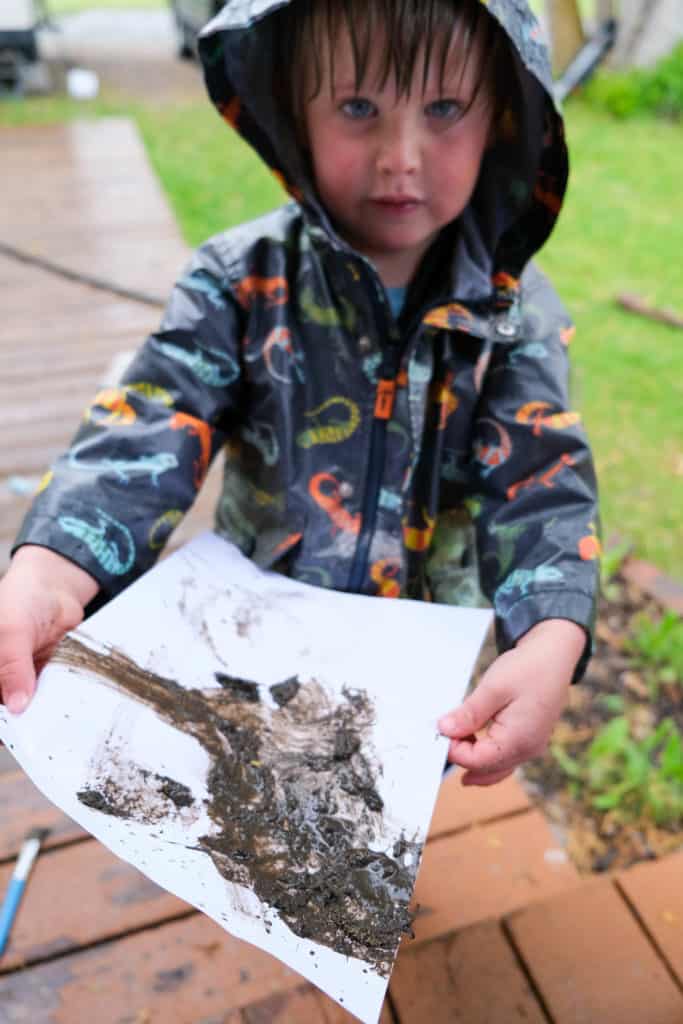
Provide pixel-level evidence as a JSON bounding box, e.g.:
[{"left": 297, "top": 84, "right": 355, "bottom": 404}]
[{"left": 55, "top": 635, "right": 419, "bottom": 974}]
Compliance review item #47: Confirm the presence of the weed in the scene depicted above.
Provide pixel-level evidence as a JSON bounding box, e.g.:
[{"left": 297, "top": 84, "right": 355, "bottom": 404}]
[
  {"left": 585, "top": 43, "right": 683, "bottom": 120},
  {"left": 627, "top": 611, "right": 683, "bottom": 691},
  {"left": 599, "top": 538, "right": 631, "bottom": 602},
  {"left": 551, "top": 714, "right": 683, "bottom": 828}
]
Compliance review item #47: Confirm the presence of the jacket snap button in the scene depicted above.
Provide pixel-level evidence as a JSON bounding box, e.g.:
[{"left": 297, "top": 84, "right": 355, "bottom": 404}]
[
  {"left": 358, "top": 336, "right": 372, "bottom": 354},
  {"left": 496, "top": 320, "right": 516, "bottom": 338},
  {"left": 339, "top": 482, "right": 353, "bottom": 498}
]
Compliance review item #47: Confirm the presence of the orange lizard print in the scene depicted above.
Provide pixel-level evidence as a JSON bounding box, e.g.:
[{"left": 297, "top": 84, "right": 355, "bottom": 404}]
[
  {"left": 516, "top": 401, "right": 581, "bottom": 436},
  {"left": 432, "top": 371, "right": 458, "bottom": 431},
  {"left": 559, "top": 325, "right": 576, "bottom": 347},
  {"left": 218, "top": 97, "right": 241, "bottom": 129},
  {"left": 169, "top": 412, "right": 213, "bottom": 489},
  {"left": 85, "top": 388, "right": 137, "bottom": 427},
  {"left": 403, "top": 509, "right": 436, "bottom": 552},
  {"left": 263, "top": 326, "right": 305, "bottom": 384},
  {"left": 507, "top": 452, "right": 577, "bottom": 501},
  {"left": 271, "top": 168, "right": 304, "bottom": 204},
  {"left": 578, "top": 522, "right": 602, "bottom": 561},
  {"left": 272, "top": 531, "right": 304, "bottom": 560},
  {"left": 533, "top": 171, "right": 562, "bottom": 216},
  {"left": 492, "top": 271, "right": 520, "bottom": 293},
  {"left": 235, "top": 275, "right": 289, "bottom": 310},
  {"left": 370, "top": 559, "right": 401, "bottom": 598},
  {"left": 423, "top": 303, "right": 473, "bottom": 331},
  {"left": 309, "top": 472, "right": 361, "bottom": 535},
  {"left": 473, "top": 418, "right": 512, "bottom": 477}
]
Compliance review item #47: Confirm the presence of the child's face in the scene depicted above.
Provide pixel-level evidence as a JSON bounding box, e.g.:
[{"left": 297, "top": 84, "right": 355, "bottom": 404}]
[{"left": 305, "top": 26, "right": 494, "bottom": 287}]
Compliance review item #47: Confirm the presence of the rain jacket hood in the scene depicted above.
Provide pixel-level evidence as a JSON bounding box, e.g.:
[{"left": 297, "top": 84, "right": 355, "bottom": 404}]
[
  {"left": 199, "top": 0, "right": 569, "bottom": 307},
  {"left": 16, "top": 0, "right": 600, "bottom": 680}
]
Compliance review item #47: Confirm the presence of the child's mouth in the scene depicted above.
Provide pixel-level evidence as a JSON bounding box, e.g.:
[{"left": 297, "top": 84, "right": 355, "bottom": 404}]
[{"left": 371, "top": 197, "right": 422, "bottom": 214}]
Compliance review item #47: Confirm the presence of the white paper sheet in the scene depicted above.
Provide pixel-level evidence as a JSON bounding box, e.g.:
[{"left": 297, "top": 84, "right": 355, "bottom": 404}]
[{"left": 0, "top": 532, "right": 491, "bottom": 1023}]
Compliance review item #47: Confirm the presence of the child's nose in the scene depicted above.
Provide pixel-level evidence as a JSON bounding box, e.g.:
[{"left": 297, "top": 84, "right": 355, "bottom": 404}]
[{"left": 376, "top": 120, "right": 420, "bottom": 177}]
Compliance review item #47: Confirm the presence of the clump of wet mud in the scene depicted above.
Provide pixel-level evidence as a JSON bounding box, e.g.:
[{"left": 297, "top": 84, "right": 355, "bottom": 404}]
[
  {"left": 56, "top": 635, "right": 419, "bottom": 974},
  {"left": 78, "top": 762, "right": 194, "bottom": 822}
]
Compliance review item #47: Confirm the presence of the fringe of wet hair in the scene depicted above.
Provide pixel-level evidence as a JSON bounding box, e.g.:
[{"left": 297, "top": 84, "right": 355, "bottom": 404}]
[{"left": 273, "top": 0, "right": 516, "bottom": 134}]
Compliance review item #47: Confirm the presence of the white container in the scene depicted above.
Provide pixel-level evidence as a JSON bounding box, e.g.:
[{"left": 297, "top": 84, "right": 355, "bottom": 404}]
[{"left": 66, "top": 66, "right": 100, "bottom": 100}]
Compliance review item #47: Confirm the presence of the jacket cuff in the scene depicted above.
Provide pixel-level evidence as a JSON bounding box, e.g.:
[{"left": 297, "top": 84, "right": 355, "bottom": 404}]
[
  {"left": 495, "top": 589, "right": 596, "bottom": 683},
  {"left": 12, "top": 512, "right": 138, "bottom": 604}
]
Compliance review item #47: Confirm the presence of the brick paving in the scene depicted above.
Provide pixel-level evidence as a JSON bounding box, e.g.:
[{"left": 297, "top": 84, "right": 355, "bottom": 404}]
[{"left": 0, "top": 119, "right": 681, "bottom": 1022}]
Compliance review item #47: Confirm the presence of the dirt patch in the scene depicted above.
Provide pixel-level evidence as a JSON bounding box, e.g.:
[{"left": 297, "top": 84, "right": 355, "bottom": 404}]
[{"left": 519, "top": 575, "right": 682, "bottom": 875}]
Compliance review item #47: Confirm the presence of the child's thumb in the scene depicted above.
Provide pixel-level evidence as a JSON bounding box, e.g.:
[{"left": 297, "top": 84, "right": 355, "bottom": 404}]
[
  {"left": 438, "top": 681, "right": 504, "bottom": 739},
  {"left": 0, "top": 635, "right": 37, "bottom": 715}
]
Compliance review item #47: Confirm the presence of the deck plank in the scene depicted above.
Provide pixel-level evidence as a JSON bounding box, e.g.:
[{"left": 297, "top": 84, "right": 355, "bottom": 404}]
[
  {"left": 0, "top": 839, "right": 189, "bottom": 972},
  {"left": 0, "top": 914, "right": 301, "bottom": 1024},
  {"left": 0, "top": 770, "right": 86, "bottom": 863},
  {"left": 390, "top": 921, "right": 546, "bottom": 1023}
]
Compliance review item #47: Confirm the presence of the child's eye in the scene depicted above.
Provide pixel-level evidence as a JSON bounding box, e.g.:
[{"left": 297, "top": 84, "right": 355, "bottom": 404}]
[
  {"left": 426, "top": 98, "right": 465, "bottom": 121},
  {"left": 340, "top": 98, "right": 376, "bottom": 120}
]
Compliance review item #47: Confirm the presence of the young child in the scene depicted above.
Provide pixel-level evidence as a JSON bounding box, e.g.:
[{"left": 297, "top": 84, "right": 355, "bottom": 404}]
[{"left": 0, "top": 0, "right": 599, "bottom": 787}]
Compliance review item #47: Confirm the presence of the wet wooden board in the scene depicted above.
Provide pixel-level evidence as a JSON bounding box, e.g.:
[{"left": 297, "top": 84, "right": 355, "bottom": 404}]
[
  {"left": 390, "top": 921, "right": 546, "bottom": 1023},
  {"left": 0, "top": 914, "right": 304, "bottom": 1023},
  {"left": 0, "top": 120, "right": 188, "bottom": 299},
  {"left": 0, "top": 119, "right": 190, "bottom": 576},
  {"left": 0, "top": 770, "right": 86, "bottom": 862},
  {"left": 243, "top": 986, "right": 395, "bottom": 1023},
  {"left": 0, "top": 839, "right": 189, "bottom": 972}
]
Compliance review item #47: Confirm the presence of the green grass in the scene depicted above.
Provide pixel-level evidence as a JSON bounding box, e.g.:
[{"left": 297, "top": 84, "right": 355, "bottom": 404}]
[
  {"left": 537, "top": 103, "right": 683, "bottom": 574},
  {"left": 1, "top": 90, "right": 681, "bottom": 575},
  {"left": 48, "top": 0, "right": 163, "bottom": 12}
]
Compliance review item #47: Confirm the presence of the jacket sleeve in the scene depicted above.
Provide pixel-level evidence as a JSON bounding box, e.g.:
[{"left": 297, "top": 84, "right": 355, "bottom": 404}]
[
  {"left": 13, "top": 241, "right": 246, "bottom": 601},
  {"left": 470, "top": 265, "right": 600, "bottom": 681}
]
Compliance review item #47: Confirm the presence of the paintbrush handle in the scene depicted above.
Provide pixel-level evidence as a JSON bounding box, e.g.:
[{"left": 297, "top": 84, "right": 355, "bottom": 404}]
[
  {"left": 0, "top": 835, "right": 42, "bottom": 958},
  {"left": 0, "top": 878, "right": 25, "bottom": 958}
]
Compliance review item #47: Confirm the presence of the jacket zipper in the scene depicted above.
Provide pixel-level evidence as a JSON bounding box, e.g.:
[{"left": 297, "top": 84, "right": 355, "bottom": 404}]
[
  {"left": 346, "top": 278, "right": 495, "bottom": 593},
  {"left": 347, "top": 283, "right": 402, "bottom": 593}
]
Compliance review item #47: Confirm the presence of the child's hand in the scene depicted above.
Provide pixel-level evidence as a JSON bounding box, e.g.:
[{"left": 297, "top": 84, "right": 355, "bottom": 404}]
[
  {"left": 438, "top": 619, "right": 586, "bottom": 786},
  {"left": 0, "top": 547, "right": 99, "bottom": 715}
]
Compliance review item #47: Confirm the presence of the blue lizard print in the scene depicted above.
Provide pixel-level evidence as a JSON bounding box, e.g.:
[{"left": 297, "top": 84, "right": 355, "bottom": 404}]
[
  {"left": 69, "top": 442, "right": 178, "bottom": 486},
  {"left": 150, "top": 339, "right": 239, "bottom": 387},
  {"left": 58, "top": 509, "right": 135, "bottom": 576},
  {"left": 179, "top": 269, "right": 228, "bottom": 310},
  {"left": 495, "top": 564, "right": 564, "bottom": 601}
]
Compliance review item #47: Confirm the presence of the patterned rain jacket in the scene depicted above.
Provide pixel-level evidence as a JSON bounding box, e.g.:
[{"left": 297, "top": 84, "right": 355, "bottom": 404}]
[{"left": 15, "top": 0, "right": 600, "bottom": 676}]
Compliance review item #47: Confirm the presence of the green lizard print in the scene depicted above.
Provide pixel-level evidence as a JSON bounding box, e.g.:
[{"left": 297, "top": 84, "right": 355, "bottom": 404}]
[
  {"left": 299, "top": 286, "right": 357, "bottom": 332},
  {"left": 58, "top": 509, "right": 135, "bottom": 576},
  {"left": 297, "top": 397, "right": 361, "bottom": 449},
  {"left": 486, "top": 521, "right": 528, "bottom": 578},
  {"left": 241, "top": 421, "right": 280, "bottom": 466}
]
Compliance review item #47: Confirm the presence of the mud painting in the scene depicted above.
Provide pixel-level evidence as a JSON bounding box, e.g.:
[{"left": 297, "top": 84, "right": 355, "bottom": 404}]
[{"left": 54, "top": 635, "right": 420, "bottom": 975}]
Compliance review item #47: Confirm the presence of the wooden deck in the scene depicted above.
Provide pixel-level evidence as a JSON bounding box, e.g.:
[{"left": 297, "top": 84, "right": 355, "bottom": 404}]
[{"left": 1, "top": 119, "right": 682, "bottom": 1023}]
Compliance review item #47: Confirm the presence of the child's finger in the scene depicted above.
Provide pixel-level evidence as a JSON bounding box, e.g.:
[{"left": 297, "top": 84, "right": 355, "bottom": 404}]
[
  {"left": 447, "top": 733, "right": 510, "bottom": 774},
  {"left": 0, "top": 635, "right": 37, "bottom": 715},
  {"left": 462, "top": 766, "right": 514, "bottom": 787},
  {"left": 438, "top": 678, "right": 509, "bottom": 740}
]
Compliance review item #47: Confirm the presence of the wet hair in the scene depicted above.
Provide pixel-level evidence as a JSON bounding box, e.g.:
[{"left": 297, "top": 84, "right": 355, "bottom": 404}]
[{"left": 273, "top": 0, "right": 517, "bottom": 142}]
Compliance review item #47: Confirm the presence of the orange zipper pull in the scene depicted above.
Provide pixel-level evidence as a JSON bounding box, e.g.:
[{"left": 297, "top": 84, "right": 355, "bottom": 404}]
[{"left": 374, "top": 379, "right": 396, "bottom": 420}]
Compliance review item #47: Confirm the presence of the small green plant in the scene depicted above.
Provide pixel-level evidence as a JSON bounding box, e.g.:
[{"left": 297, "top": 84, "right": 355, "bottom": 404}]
[
  {"left": 599, "top": 538, "right": 631, "bottom": 602},
  {"left": 627, "top": 611, "right": 683, "bottom": 690},
  {"left": 551, "top": 715, "right": 683, "bottom": 828},
  {"left": 584, "top": 43, "right": 683, "bottom": 120}
]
